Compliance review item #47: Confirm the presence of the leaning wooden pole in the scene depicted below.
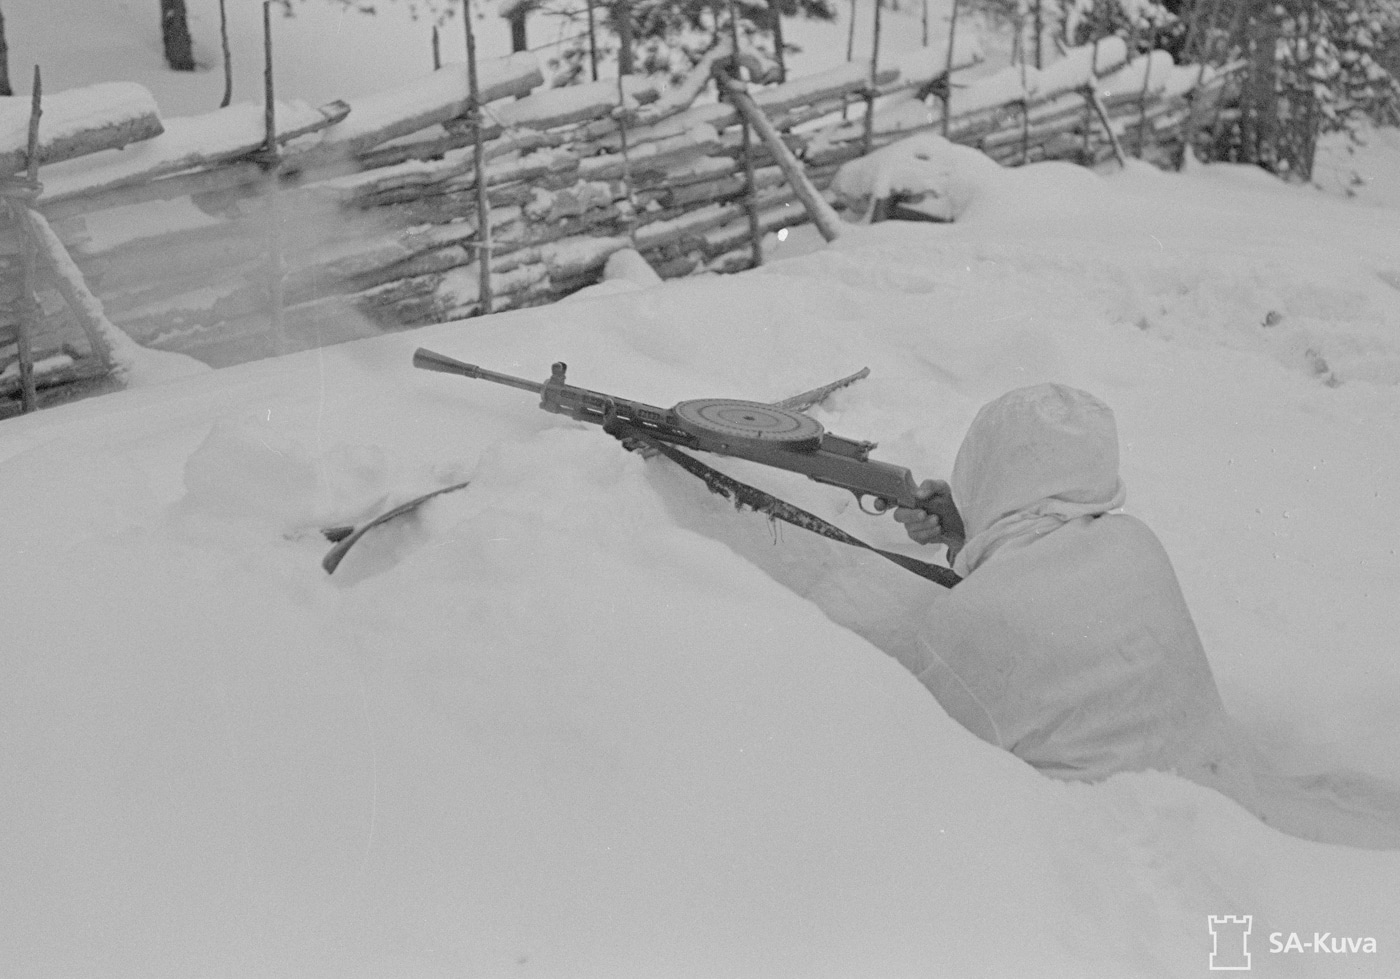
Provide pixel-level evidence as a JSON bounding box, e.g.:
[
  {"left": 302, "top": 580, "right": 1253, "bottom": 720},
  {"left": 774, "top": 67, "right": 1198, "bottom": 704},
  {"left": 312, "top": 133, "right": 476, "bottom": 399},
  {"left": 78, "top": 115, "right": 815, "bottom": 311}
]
[
  {"left": 717, "top": 74, "right": 844, "bottom": 242},
  {"left": 10, "top": 66, "right": 42, "bottom": 412},
  {"left": 1083, "top": 82, "right": 1127, "bottom": 167},
  {"left": 20, "top": 208, "right": 121, "bottom": 372},
  {"left": 6, "top": 65, "right": 119, "bottom": 406},
  {"left": 463, "top": 0, "right": 493, "bottom": 314}
]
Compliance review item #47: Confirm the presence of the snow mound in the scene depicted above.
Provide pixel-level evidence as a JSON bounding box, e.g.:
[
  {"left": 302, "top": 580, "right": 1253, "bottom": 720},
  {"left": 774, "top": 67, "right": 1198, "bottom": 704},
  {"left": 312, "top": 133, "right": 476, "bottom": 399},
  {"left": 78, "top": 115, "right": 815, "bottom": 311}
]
[
  {"left": 829, "top": 133, "right": 1005, "bottom": 222},
  {"left": 558, "top": 247, "right": 664, "bottom": 304},
  {"left": 175, "top": 415, "right": 393, "bottom": 535}
]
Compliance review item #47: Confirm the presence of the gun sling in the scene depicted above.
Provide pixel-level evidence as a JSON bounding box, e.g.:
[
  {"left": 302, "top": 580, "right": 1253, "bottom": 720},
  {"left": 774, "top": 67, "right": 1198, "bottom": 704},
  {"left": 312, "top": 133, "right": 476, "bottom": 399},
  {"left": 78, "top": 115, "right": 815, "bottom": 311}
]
[{"left": 606, "top": 421, "right": 961, "bottom": 590}]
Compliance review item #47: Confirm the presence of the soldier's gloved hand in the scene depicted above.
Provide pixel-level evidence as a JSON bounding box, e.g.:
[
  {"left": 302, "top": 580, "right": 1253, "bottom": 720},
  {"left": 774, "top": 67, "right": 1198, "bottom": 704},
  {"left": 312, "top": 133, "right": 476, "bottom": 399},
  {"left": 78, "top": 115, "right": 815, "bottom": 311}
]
[{"left": 892, "top": 479, "right": 966, "bottom": 563}]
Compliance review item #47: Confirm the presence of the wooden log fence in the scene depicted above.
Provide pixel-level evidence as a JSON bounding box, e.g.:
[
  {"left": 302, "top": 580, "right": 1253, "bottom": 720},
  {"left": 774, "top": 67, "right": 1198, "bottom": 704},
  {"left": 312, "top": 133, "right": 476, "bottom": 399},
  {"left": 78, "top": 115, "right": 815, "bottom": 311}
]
[{"left": 3, "top": 35, "right": 1246, "bottom": 404}]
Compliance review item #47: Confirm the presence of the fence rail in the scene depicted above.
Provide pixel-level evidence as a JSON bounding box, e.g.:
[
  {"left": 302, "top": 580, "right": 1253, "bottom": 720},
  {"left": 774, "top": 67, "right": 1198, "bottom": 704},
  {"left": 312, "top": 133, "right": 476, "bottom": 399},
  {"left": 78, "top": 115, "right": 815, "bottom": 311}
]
[{"left": 2, "top": 35, "right": 1242, "bottom": 413}]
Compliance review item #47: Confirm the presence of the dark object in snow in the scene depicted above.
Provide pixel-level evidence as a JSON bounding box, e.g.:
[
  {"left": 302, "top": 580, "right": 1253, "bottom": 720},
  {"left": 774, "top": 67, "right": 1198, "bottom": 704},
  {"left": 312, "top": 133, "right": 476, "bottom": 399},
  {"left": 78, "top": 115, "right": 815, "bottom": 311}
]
[
  {"left": 411, "top": 347, "right": 964, "bottom": 565},
  {"left": 320, "top": 479, "right": 471, "bottom": 574},
  {"left": 869, "top": 193, "right": 954, "bottom": 224}
]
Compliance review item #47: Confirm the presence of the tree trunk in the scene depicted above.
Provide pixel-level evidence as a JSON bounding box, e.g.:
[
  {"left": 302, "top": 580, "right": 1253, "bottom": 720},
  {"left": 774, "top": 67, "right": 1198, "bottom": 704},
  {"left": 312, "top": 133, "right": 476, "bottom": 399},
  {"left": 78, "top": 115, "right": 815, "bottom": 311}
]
[
  {"left": 770, "top": 0, "right": 787, "bottom": 83},
  {"left": 615, "top": 0, "right": 634, "bottom": 76},
  {"left": 1241, "top": 0, "right": 1279, "bottom": 166},
  {"left": 1297, "top": 0, "right": 1321, "bottom": 180},
  {"left": 219, "top": 0, "right": 232, "bottom": 105},
  {"left": 585, "top": 0, "right": 599, "bottom": 80},
  {"left": 508, "top": 8, "right": 528, "bottom": 53},
  {"left": 1033, "top": 0, "right": 1043, "bottom": 69},
  {"left": 161, "top": 0, "right": 197, "bottom": 71},
  {"left": 0, "top": 5, "right": 12, "bottom": 97}
]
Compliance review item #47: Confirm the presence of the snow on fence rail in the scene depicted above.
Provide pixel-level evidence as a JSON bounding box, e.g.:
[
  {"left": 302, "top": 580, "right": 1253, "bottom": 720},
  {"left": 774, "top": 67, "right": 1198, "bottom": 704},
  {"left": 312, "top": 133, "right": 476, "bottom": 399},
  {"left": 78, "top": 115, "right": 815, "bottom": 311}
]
[{"left": 2, "top": 36, "right": 1242, "bottom": 408}]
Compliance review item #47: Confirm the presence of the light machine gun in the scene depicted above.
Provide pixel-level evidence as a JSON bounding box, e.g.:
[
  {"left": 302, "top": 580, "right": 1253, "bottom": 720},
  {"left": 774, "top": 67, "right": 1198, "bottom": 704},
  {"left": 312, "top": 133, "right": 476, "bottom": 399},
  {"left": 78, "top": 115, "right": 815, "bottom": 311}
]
[{"left": 412, "top": 347, "right": 964, "bottom": 539}]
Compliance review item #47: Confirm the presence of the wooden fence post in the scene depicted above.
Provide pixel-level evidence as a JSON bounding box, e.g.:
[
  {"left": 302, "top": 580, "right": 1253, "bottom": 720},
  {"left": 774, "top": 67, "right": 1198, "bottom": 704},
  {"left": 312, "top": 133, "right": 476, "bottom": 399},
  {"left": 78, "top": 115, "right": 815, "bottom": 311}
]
[
  {"left": 942, "top": 0, "right": 960, "bottom": 137},
  {"left": 1136, "top": 29, "right": 1158, "bottom": 157},
  {"left": 464, "top": 0, "right": 493, "bottom": 315},
  {"left": 864, "top": 0, "right": 883, "bottom": 155},
  {"left": 260, "top": 1, "right": 286, "bottom": 355},
  {"left": 727, "top": 0, "right": 763, "bottom": 269},
  {"left": 842, "top": 0, "right": 856, "bottom": 120},
  {"left": 1020, "top": 99, "right": 1030, "bottom": 165},
  {"left": 1082, "top": 82, "right": 1127, "bottom": 167},
  {"left": 614, "top": 43, "right": 640, "bottom": 248}
]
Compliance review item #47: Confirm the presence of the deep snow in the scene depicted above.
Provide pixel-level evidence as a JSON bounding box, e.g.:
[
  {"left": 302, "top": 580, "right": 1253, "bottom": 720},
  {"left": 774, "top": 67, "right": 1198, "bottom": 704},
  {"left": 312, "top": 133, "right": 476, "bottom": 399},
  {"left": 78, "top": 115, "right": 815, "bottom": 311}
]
[{"left": 3, "top": 2, "right": 1400, "bottom": 977}]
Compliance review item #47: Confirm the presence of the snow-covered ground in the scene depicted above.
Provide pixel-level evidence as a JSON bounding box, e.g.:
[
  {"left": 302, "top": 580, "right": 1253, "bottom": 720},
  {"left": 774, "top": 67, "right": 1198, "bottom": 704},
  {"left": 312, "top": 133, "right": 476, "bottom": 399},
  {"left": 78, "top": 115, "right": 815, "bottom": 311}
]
[{"left": 4, "top": 3, "right": 1400, "bottom": 978}]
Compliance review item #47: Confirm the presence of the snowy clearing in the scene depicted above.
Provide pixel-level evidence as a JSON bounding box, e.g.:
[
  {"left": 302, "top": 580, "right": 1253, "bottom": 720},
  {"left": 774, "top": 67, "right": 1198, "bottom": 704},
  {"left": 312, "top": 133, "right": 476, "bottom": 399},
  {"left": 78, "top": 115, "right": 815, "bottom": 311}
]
[
  {"left": 5, "top": 139, "right": 1400, "bottom": 977},
  {"left": 3, "top": 2, "right": 1399, "bottom": 977}
]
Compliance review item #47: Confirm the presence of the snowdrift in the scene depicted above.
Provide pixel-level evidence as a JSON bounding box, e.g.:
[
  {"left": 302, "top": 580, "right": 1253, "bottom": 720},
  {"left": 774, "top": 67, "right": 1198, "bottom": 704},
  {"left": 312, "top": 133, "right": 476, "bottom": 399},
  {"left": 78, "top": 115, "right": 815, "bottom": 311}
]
[{"left": 4, "top": 142, "right": 1400, "bottom": 978}]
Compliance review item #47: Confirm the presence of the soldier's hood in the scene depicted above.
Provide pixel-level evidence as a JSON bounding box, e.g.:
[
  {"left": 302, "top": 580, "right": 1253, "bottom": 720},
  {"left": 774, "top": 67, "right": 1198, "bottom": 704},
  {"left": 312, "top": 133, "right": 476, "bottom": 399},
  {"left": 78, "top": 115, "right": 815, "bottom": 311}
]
[{"left": 951, "top": 383, "right": 1126, "bottom": 574}]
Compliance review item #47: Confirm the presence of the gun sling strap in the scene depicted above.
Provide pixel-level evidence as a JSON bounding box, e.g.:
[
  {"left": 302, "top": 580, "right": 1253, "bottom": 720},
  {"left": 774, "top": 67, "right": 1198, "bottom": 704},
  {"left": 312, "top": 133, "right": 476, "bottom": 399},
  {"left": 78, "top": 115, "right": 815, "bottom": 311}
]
[{"left": 606, "top": 422, "right": 961, "bottom": 590}]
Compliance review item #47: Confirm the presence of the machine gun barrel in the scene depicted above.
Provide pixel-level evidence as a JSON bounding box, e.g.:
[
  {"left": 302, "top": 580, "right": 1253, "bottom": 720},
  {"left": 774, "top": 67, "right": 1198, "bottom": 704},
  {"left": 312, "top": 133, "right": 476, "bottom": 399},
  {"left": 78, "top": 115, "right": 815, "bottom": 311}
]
[{"left": 412, "top": 348, "right": 544, "bottom": 395}]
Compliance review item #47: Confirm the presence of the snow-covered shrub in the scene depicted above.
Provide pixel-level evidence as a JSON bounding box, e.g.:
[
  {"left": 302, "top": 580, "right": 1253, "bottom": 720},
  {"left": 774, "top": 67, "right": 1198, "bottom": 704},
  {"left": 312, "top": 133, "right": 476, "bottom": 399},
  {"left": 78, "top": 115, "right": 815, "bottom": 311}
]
[
  {"left": 961, "top": 0, "right": 1180, "bottom": 59},
  {"left": 1205, "top": 0, "right": 1400, "bottom": 179},
  {"left": 537, "top": 0, "right": 834, "bottom": 87},
  {"left": 1058, "top": 0, "right": 1181, "bottom": 52}
]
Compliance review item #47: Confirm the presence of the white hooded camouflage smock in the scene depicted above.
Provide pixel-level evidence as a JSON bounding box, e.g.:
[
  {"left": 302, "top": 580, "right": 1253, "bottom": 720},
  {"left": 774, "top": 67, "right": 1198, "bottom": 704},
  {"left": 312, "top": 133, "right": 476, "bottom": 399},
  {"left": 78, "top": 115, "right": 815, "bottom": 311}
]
[
  {"left": 907, "top": 384, "right": 1259, "bottom": 805},
  {"left": 662, "top": 381, "right": 1400, "bottom": 845}
]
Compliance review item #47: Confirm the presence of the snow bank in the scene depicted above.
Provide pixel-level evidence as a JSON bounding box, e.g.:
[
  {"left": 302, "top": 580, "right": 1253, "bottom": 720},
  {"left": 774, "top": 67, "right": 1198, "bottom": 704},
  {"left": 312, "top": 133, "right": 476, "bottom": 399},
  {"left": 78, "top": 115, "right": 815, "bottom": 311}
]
[
  {"left": 557, "top": 247, "right": 664, "bottom": 303},
  {"left": 4, "top": 144, "right": 1400, "bottom": 976},
  {"left": 5, "top": 2, "right": 1400, "bottom": 976}
]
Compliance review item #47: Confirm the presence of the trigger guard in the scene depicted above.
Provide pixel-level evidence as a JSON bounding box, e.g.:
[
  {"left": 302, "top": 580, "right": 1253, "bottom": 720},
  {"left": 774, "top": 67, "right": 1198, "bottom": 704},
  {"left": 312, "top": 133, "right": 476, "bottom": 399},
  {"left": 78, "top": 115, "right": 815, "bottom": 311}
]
[{"left": 858, "top": 495, "right": 888, "bottom": 516}]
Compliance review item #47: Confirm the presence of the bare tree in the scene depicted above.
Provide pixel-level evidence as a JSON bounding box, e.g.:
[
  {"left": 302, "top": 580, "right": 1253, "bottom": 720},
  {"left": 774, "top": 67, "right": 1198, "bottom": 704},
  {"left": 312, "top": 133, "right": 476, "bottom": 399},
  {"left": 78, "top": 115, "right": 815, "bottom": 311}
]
[
  {"left": 219, "top": 0, "right": 233, "bottom": 105},
  {"left": 161, "top": 0, "right": 197, "bottom": 71},
  {"left": 0, "top": 3, "right": 13, "bottom": 96}
]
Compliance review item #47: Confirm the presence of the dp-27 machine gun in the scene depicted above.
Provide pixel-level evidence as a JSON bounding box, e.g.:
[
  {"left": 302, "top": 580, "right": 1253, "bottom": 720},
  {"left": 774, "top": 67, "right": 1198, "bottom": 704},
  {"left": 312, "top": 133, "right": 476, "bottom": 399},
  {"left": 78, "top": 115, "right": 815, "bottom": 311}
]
[{"left": 410, "top": 348, "right": 963, "bottom": 587}]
